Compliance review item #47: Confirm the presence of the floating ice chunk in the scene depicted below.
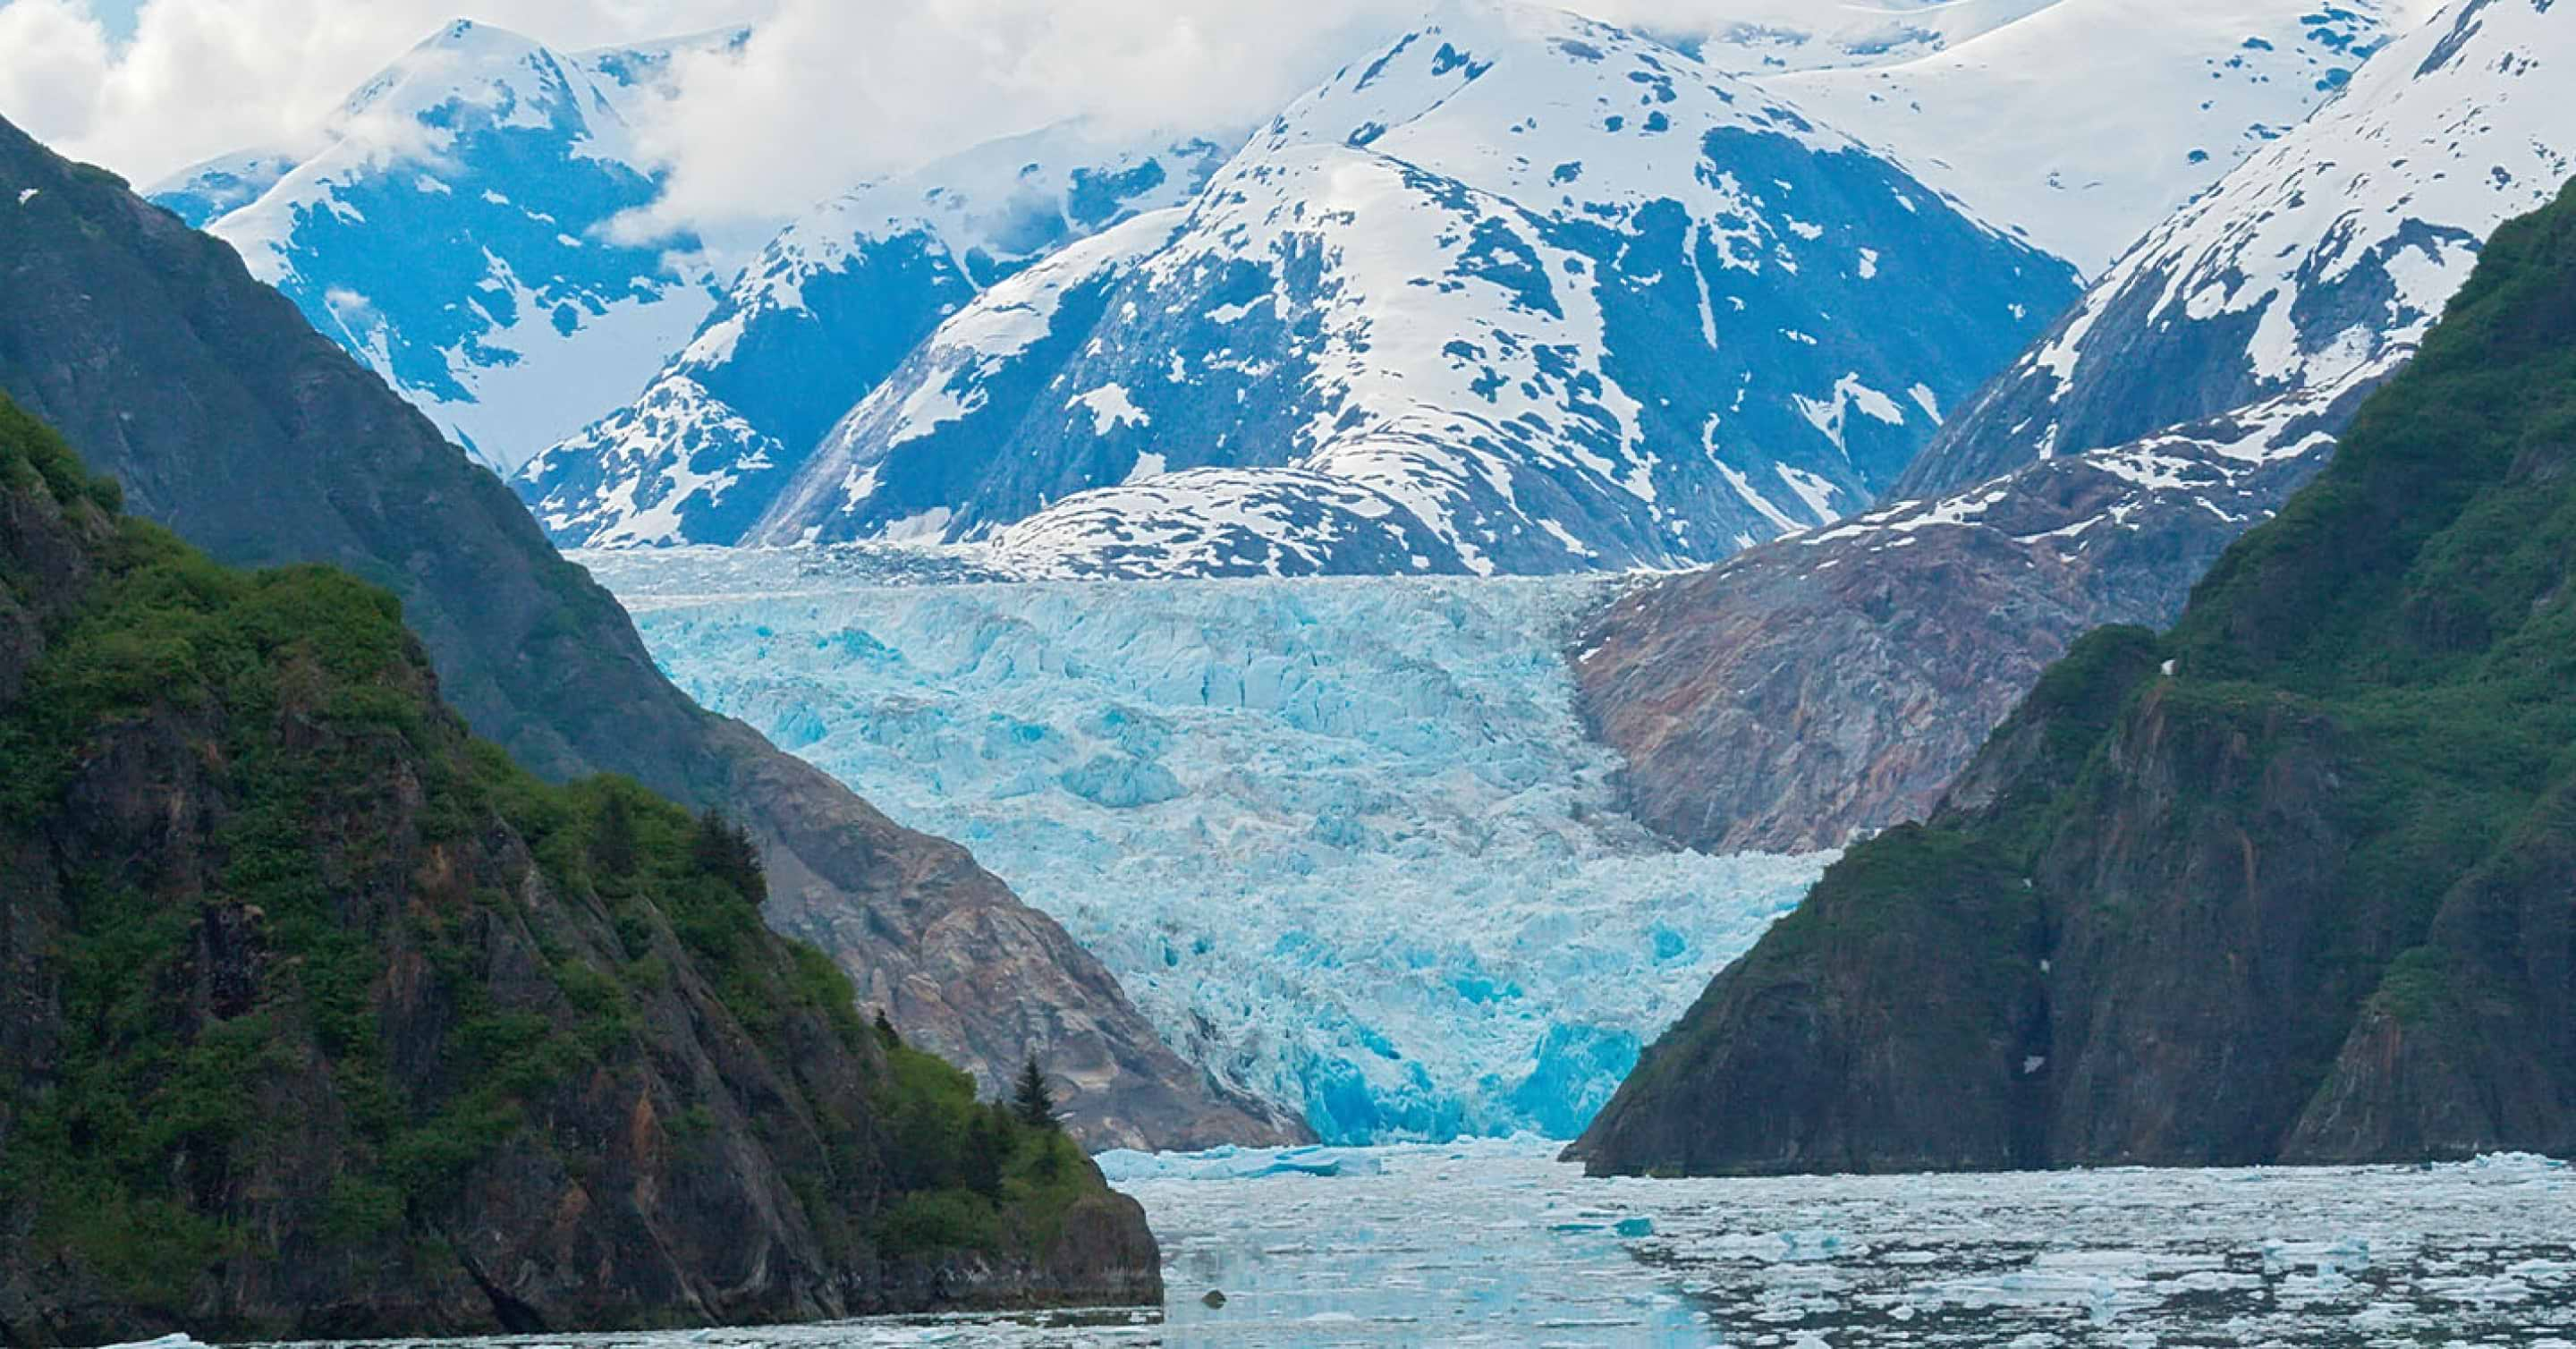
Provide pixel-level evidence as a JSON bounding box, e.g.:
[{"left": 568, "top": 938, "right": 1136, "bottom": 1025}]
[{"left": 1098, "top": 1144, "right": 1390, "bottom": 1182}]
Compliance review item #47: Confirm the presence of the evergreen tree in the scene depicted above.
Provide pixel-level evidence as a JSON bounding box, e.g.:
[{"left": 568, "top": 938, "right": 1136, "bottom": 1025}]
[
  {"left": 873, "top": 1007, "right": 902, "bottom": 1048},
  {"left": 964, "top": 1106, "right": 1011, "bottom": 1198},
  {"left": 590, "top": 786, "right": 640, "bottom": 878},
  {"left": 691, "top": 809, "right": 767, "bottom": 903},
  {"left": 1012, "top": 1056, "right": 1059, "bottom": 1132}
]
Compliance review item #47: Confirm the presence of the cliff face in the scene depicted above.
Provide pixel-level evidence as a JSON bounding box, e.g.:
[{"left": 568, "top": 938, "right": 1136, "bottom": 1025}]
[
  {"left": 0, "top": 116, "right": 1293, "bottom": 1150},
  {"left": 1572, "top": 182, "right": 2576, "bottom": 1177},
  {"left": 0, "top": 397, "right": 1158, "bottom": 1342},
  {"left": 1572, "top": 403, "right": 2341, "bottom": 854}
]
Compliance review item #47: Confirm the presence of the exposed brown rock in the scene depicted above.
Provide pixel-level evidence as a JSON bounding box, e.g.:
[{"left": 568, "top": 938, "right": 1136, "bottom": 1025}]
[{"left": 1574, "top": 396, "right": 2345, "bottom": 856}]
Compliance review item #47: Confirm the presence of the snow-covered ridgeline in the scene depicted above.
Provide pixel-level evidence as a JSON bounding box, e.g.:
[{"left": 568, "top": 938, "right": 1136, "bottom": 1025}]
[
  {"left": 1772, "top": 0, "right": 2425, "bottom": 271},
  {"left": 745, "top": 0, "right": 2076, "bottom": 580},
  {"left": 149, "top": 21, "right": 746, "bottom": 471},
  {"left": 515, "top": 123, "right": 1237, "bottom": 547},
  {"left": 585, "top": 550, "right": 1828, "bottom": 1142},
  {"left": 1907, "top": 0, "right": 2572, "bottom": 497}
]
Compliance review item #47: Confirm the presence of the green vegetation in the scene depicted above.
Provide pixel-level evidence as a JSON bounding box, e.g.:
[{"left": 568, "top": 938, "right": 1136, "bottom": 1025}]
[
  {"left": 0, "top": 395, "right": 121, "bottom": 515},
  {"left": 872, "top": 1044, "right": 1090, "bottom": 1257},
  {"left": 0, "top": 396, "right": 1099, "bottom": 1313},
  {"left": 1875, "top": 180, "right": 2576, "bottom": 1036},
  {"left": 1013, "top": 1056, "right": 1063, "bottom": 1132},
  {"left": 1631, "top": 181, "right": 2576, "bottom": 1153}
]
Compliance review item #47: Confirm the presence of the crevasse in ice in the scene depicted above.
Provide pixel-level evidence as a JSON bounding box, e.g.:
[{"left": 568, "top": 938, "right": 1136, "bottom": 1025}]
[{"left": 593, "top": 551, "right": 1829, "bottom": 1141}]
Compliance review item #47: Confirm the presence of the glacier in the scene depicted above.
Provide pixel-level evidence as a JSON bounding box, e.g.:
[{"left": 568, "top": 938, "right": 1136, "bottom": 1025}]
[{"left": 584, "top": 548, "right": 1830, "bottom": 1143}]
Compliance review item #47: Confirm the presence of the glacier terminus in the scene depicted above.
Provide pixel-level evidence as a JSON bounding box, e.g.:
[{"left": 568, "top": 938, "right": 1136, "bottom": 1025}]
[{"left": 586, "top": 547, "right": 1830, "bottom": 1142}]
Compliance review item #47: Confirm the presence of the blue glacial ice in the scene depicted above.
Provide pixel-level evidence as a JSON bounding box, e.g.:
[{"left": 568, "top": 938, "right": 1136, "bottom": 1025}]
[{"left": 587, "top": 550, "right": 1831, "bottom": 1142}]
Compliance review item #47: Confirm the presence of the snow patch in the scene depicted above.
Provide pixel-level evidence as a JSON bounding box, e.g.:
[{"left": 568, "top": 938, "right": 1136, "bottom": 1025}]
[{"left": 1072, "top": 383, "right": 1152, "bottom": 435}]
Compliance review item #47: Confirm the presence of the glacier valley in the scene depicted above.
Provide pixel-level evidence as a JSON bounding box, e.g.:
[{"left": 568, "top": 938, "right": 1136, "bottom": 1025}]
[{"left": 583, "top": 548, "right": 1829, "bottom": 1142}]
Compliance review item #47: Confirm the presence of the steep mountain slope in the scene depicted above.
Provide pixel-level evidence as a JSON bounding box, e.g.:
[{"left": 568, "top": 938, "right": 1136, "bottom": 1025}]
[
  {"left": 145, "top": 20, "right": 740, "bottom": 472},
  {"left": 0, "top": 115, "right": 1292, "bottom": 1150},
  {"left": 0, "top": 399, "right": 1155, "bottom": 1341},
  {"left": 1572, "top": 176, "right": 2576, "bottom": 1177},
  {"left": 1907, "top": 0, "right": 2569, "bottom": 496},
  {"left": 1575, "top": 403, "right": 2337, "bottom": 854},
  {"left": 1574, "top": 0, "right": 2572, "bottom": 855},
  {"left": 516, "top": 123, "right": 1233, "bottom": 547},
  {"left": 750, "top": 0, "right": 2077, "bottom": 578},
  {"left": 150, "top": 147, "right": 304, "bottom": 228},
  {"left": 1772, "top": 0, "right": 2418, "bottom": 269}
]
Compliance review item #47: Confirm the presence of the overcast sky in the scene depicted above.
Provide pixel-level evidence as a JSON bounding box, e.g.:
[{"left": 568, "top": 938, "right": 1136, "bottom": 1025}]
[{"left": 0, "top": 0, "right": 1788, "bottom": 237}]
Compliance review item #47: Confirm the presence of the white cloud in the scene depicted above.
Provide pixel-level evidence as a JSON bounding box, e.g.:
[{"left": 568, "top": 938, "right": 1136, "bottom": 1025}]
[
  {"left": 623, "top": 0, "right": 1894, "bottom": 233},
  {"left": 623, "top": 0, "right": 1408, "bottom": 235},
  {"left": 0, "top": 0, "right": 763, "bottom": 185},
  {"left": 0, "top": 0, "right": 2012, "bottom": 229},
  {"left": 0, "top": 0, "right": 117, "bottom": 150}
]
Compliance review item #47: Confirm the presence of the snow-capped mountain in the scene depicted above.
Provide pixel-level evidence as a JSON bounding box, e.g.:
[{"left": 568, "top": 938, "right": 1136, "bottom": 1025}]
[
  {"left": 1572, "top": 0, "right": 2575, "bottom": 858},
  {"left": 1907, "top": 0, "right": 2570, "bottom": 497},
  {"left": 152, "top": 147, "right": 307, "bottom": 228},
  {"left": 148, "top": 20, "right": 745, "bottom": 471},
  {"left": 1771, "top": 0, "right": 2424, "bottom": 269},
  {"left": 746, "top": 0, "right": 2078, "bottom": 578},
  {"left": 513, "top": 123, "right": 1234, "bottom": 547}
]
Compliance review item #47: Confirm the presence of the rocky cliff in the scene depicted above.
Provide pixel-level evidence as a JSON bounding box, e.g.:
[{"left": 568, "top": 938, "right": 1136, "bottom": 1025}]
[
  {"left": 1572, "top": 178, "right": 2576, "bottom": 1176},
  {"left": 0, "top": 397, "right": 1157, "bottom": 1342},
  {"left": 1573, "top": 388, "right": 2351, "bottom": 855},
  {"left": 0, "top": 115, "right": 1295, "bottom": 1150}
]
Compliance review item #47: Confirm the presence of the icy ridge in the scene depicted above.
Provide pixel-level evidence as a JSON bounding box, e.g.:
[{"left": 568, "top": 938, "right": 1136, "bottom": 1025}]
[
  {"left": 586, "top": 550, "right": 1830, "bottom": 1142},
  {"left": 748, "top": 0, "right": 2077, "bottom": 580},
  {"left": 1905, "top": 0, "right": 2573, "bottom": 497},
  {"left": 1773, "top": 0, "right": 2423, "bottom": 271},
  {"left": 513, "top": 123, "right": 1238, "bottom": 547}
]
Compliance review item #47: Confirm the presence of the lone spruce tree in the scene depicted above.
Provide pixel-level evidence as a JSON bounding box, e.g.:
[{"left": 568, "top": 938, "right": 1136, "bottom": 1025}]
[
  {"left": 691, "top": 809, "right": 767, "bottom": 904},
  {"left": 590, "top": 786, "right": 640, "bottom": 878},
  {"left": 1013, "top": 1056, "right": 1060, "bottom": 1131}
]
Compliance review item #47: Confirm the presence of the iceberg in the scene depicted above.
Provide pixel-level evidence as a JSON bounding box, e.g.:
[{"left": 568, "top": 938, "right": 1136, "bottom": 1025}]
[{"left": 591, "top": 549, "right": 1831, "bottom": 1141}]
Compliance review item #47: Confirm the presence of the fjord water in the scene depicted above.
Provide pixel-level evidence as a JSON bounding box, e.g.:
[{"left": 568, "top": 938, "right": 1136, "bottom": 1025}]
[
  {"left": 249, "top": 1143, "right": 2575, "bottom": 1346},
  {"left": 1099, "top": 1145, "right": 2576, "bottom": 1346}
]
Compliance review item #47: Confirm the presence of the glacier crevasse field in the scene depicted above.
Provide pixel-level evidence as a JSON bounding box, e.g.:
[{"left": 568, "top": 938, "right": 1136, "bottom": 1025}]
[{"left": 587, "top": 550, "right": 1828, "bottom": 1141}]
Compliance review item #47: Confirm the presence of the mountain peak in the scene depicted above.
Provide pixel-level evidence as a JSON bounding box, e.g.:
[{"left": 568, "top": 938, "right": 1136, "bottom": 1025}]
[
  {"left": 727, "top": 0, "right": 2075, "bottom": 576},
  {"left": 1903, "top": 0, "right": 2571, "bottom": 495},
  {"left": 337, "top": 17, "right": 582, "bottom": 132},
  {"left": 144, "top": 15, "right": 742, "bottom": 475},
  {"left": 409, "top": 15, "right": 542, "bottom": 56}
]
